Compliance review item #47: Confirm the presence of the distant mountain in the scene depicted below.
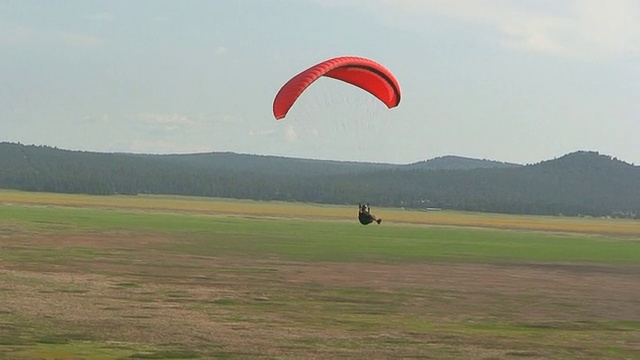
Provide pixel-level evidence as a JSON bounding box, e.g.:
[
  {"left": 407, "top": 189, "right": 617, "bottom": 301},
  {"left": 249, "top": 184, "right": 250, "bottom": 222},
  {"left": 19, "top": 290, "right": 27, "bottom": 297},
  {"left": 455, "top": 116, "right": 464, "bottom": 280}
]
[
  {"left": 150, "top": 152, "right": 396, "bottom": 176},
  {"left": 0, "top": 142, "right": 638, "bottom": 217},
  {"left": 156, "top": 153, "right": 519, "bottom": 173},
  {"left": 347, "top": 150, "right": 639, "bottom": 217},
  {"left": 402, "top": 155, "right": 521, "bottom": 170}
]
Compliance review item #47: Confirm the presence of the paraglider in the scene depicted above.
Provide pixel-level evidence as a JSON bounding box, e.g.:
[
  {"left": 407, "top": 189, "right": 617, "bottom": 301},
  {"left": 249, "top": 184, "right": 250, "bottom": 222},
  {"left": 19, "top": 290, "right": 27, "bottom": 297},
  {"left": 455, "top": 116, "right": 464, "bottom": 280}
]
[
  {"left": 273, "top": 56, "right": 401, "bottom": 120},
  {"left": 358, "top": 203, "right": 381, "bottom": 225},
  {"left": 273, "top": 56, "right": 400, "bottom": 226}
]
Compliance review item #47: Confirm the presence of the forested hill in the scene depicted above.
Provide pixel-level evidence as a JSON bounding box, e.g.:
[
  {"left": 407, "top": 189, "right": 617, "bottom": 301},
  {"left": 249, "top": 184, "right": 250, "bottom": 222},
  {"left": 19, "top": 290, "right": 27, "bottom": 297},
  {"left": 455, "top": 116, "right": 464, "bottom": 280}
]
[
  {"left": 0, "top": 142, "right": 638, "bottom": 218},
  {"left": 402, "top": 155, "right": 520, "bottom": 170}
]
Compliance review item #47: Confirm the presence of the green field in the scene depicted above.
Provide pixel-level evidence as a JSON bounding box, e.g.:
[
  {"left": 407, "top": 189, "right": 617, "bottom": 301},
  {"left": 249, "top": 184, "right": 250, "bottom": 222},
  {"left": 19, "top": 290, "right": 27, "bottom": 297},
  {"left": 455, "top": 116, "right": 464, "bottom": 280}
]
[{"left": 0, "top": 191, "right": 639, "bottom": 359}]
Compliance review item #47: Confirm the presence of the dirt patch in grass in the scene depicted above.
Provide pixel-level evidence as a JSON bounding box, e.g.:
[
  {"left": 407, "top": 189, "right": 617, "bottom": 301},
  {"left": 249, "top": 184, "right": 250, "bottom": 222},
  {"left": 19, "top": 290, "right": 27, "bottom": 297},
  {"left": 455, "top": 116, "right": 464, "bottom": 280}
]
[
  {"left": 1, "top": 232, "right": 172, "bottom": 250},
  {"left": 1, "top": 232, "right": 638, "bottom": 359},
  {"left": 277, "top": 260, "right": 640, "bottom": 325}
]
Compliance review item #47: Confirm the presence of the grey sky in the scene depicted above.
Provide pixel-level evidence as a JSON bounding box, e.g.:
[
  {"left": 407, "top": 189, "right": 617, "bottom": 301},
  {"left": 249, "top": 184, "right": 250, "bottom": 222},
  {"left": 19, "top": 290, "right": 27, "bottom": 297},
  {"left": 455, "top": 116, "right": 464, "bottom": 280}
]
[{"left": 1, "top": 0, "right": 638, "bottom": 164}]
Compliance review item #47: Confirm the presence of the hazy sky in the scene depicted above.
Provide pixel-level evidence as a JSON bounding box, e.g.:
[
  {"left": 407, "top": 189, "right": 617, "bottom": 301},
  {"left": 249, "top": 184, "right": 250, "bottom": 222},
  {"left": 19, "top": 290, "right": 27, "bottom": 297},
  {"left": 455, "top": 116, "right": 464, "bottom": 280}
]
[{"left": 2, "top": 1, "right": 639, "bottom": 164}]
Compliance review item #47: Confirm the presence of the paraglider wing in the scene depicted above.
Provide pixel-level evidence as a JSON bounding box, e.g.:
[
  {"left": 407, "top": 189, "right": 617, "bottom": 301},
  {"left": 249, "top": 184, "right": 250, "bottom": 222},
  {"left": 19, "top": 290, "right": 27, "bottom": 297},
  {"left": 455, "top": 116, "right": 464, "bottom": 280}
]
[{"left": 273, "top": 56, "right": 401, "bottom": 120}]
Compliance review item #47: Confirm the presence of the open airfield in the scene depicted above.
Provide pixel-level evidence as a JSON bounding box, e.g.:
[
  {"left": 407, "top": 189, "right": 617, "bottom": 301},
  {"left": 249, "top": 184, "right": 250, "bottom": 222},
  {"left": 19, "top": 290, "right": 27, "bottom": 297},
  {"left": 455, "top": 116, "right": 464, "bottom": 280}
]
[{"left": 0, "top": 190, "right": 638, "bottom": 359}]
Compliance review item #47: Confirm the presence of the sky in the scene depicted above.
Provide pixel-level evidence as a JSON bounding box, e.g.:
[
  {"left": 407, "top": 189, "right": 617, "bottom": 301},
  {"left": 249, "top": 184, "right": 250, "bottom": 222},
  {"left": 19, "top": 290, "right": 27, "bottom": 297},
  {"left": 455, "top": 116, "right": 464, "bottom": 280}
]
[{"left": 1, "top": 0, "right": 639, "bottom": 165}]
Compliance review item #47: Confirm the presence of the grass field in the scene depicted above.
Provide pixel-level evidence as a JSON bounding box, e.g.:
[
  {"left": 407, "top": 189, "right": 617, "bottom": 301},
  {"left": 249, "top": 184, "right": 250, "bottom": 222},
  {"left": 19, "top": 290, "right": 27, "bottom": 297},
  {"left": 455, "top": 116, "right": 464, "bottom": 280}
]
[{"left": 0, "top": 190, "right": 638, "bottom": 359}]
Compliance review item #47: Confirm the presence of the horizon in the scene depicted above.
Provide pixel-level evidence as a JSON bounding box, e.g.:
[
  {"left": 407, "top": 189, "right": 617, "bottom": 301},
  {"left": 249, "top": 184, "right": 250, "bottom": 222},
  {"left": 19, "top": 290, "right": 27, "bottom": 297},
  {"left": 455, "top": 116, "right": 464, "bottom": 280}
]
[
  {"left": 2, "top": 1, "right": 639, "bottom": 165},
  {"left": 3, "top": 141, "right": 635, "bottom": 167}
]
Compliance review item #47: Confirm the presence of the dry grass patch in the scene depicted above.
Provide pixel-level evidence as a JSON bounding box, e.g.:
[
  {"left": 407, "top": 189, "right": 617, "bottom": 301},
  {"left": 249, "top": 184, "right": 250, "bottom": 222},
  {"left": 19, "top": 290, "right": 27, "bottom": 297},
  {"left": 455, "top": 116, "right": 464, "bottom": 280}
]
[
  {"left": 1, "top": 232, "right": 638, "bottom": 359},
  {"left": 2, "top": 190, "right": 639, "bottom": 237}
]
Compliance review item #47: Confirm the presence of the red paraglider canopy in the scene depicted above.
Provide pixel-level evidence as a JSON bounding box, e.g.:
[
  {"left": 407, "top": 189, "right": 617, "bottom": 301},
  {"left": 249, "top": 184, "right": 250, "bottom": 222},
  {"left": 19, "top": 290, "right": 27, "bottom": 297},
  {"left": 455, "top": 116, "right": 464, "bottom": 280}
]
[{"left": 273, "top": 56, "right": 401, "bottom": 120}]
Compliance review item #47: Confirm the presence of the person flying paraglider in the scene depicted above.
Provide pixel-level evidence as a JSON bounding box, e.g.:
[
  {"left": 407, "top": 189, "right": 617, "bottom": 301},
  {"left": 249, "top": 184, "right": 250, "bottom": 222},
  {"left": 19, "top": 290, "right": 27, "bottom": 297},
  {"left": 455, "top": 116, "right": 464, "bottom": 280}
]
[
  {"left": 272, "top": 57, "right": 400, "bottom": 226},
  {"left": 358, "top": 203, "right": 381, "bottom": 225}
]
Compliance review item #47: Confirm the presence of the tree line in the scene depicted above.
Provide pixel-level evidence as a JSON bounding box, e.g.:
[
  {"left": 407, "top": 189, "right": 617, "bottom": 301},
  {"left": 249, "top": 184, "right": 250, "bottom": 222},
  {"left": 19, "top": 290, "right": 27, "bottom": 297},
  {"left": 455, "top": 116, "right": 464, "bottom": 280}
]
[{"left": 0, "top": 142, "right": 638, "bottom": 218}]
